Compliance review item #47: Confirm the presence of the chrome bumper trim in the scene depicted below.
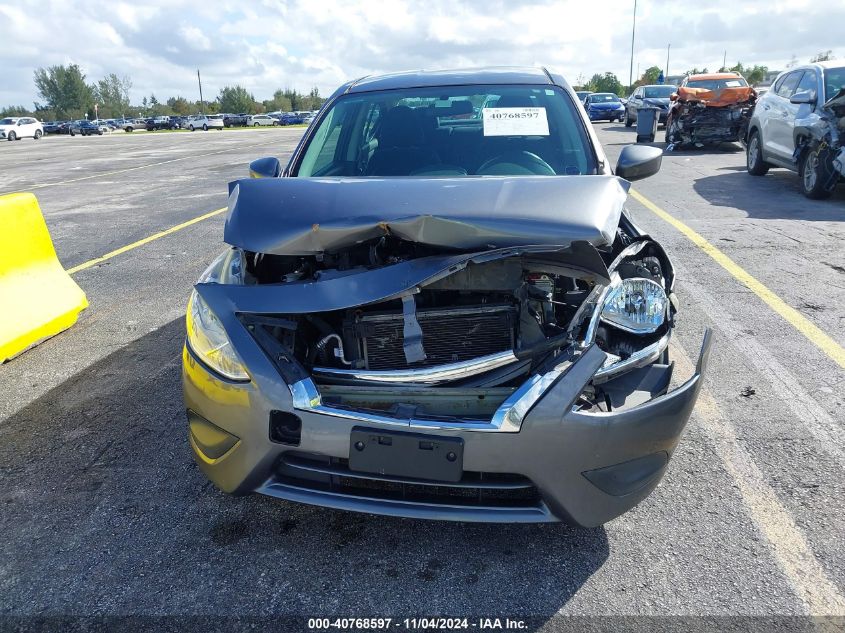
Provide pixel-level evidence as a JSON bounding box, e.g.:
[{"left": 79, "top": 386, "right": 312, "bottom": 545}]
[
  {"left": 591, "top": 331, "right": 671, "bottom": 384},
  {"left": 289, "top": 348, "right": 601, "bottom": 433},
  {"left": 312, "top": 350, "right": 519, "bottom": 385}
]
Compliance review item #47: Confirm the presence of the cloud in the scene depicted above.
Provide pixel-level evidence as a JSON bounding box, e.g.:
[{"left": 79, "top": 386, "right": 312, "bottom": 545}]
[{"left": 1, "top": 0, "right": 843, "bottom": 108}]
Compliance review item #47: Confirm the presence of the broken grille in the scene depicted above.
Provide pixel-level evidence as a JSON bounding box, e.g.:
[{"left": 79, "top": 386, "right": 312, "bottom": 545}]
[{"left": 348, "top": 305, "right": 516, "bottom": 370}]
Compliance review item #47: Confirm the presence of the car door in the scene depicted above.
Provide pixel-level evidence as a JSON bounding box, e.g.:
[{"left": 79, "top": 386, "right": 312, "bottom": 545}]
[{"left": 764, "top": 70, "right": 802, "bottom": 162}]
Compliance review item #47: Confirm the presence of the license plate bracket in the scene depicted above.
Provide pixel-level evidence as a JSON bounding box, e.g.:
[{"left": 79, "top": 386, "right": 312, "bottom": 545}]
[{"left": 348, "top": 428, "right": 464, "bottom": 483}]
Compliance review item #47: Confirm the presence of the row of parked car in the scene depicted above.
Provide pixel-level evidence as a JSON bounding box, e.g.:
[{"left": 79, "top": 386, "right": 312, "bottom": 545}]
[{"left": 24, "top": 110, "right": 318, "bottom": 137}]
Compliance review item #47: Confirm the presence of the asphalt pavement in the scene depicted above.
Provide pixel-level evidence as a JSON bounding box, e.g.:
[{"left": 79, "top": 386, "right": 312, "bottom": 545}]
[{"left": 0, "top": 125, "right": 843, "bottom": 630}]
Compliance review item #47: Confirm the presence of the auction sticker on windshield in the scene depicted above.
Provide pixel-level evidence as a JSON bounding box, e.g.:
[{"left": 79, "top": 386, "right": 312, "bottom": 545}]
[{"left": 482, "top": 107, "right": 549, "bottom": 136}]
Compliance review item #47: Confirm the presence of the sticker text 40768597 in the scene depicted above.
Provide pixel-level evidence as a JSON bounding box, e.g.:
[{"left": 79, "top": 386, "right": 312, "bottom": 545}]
[{"left": 482, "top": 107, "right": 550, "bottom": 137}]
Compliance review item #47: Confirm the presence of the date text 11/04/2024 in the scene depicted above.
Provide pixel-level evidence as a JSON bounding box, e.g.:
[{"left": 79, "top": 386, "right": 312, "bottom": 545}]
[{"left": 307, "top": 617, "right": 528, "bottom": 630}]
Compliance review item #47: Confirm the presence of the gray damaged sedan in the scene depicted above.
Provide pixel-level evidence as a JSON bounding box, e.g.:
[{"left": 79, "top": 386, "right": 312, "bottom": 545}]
[{"left": 183, "top": 67, "right": 711, "bottom": 526}]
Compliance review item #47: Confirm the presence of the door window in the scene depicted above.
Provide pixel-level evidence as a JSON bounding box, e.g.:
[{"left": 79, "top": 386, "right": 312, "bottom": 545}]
[
  {"left": 775, "top": 72, "right": 801, "bottom": 98},
  {"left": 795, "top": 71, "right": 818, "bottom": 97}
]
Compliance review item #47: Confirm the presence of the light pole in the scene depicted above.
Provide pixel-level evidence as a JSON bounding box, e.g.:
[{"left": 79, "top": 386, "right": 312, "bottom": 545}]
[
  {"left": 197, "top": 69, "right": 204, "bottom": 114},
  {"left": 666, "top": 43, "right": 671, "bottom": 79},
  {"left": 628, "top": 0, "right": 637, "bottom": 90}
]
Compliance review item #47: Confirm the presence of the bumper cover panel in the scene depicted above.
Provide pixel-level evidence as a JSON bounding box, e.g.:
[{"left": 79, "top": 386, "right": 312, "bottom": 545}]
[{"left": 184, "top": 322, "right": 713, "bottom": 524}]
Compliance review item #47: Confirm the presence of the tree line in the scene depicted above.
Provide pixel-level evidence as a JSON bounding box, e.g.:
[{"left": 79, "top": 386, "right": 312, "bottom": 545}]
[
  {"left": 0, "top": 64, "right": 326, "bottom": 120},
  {"left": 573, "top": 50, "right": 836, "bottom": 96}
]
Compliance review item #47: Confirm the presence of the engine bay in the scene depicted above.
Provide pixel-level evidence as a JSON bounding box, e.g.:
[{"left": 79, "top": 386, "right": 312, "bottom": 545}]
[{"left": 232, "top": 231, "right": 675, "bottom": 420}]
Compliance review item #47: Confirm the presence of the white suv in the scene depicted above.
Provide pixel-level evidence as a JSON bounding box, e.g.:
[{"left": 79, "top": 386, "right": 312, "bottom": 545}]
[
  {"left": 746, "top": 61, "right": 845, "bottom": 198},
  {"left": 0, "top": 117, "right": 44, "bottom": 141},
  {"left": 246, "top": 114, "right": 278, "bottom": 127},
  {"left": 187, "top": 114, "right": 224, "bottom": 131}
]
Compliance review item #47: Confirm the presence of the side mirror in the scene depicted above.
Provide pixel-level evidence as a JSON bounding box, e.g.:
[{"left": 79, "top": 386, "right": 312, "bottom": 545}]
[
  {"left": 790, "top": 90, "right": 815, "bottom": 105},
  {"left": 249, "top": 156, "right": 282, "bottom": 179},
  {"left": 616, "top": 144, "right": 663, "bottom": 181}
]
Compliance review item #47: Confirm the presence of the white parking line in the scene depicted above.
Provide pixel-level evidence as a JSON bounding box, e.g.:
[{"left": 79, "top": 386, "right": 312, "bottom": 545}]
[{"left": 671, "top": 340, "right": 845, "bottom": 614}]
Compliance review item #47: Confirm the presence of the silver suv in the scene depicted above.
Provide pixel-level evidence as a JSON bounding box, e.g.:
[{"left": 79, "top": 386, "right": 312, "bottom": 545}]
[{"left": 746, "top": 61, "right": 845, "bottom": 199}]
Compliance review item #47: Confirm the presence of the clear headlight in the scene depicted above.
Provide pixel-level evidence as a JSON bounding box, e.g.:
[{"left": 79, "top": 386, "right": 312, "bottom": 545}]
[
  {"left": 186, "top": 289, "right": 249, "bottom": 381},
  {"left": 601, "top": 277, "right": 667, "bottom": 334}
]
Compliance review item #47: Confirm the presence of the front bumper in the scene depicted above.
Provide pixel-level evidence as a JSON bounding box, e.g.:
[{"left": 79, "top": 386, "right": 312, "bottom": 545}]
[
  {"left": 183, "top": 325, "right": 712, "bottom": 527},
  {"left": 588, "top": 109, "right": 625, "bottom": 121}
]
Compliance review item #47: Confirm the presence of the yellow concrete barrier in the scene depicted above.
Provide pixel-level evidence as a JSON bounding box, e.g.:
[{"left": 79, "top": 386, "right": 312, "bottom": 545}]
[{"left": 0, "top": 193, "right": 88, "bottom": 362}]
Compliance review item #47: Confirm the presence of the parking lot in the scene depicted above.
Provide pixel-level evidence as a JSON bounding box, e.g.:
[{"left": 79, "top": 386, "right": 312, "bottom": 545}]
[{"left": 1, "top": 125, "right": 844, "bottom": 627}]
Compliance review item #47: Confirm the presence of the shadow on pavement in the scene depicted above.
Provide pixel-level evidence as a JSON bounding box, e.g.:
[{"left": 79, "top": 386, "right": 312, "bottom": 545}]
[
  {"left": 0, "top": 318, "right": 609, "bottom": 625},
  {"left": 692, "top": 168, "right": 845, "bottom": 220}
]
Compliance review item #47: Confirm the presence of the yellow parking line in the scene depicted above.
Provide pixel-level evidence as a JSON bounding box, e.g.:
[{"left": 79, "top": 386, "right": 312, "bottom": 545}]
[
  {"left": 669, "top": 341, "right": 845, "bottom": 614},
  {"left": 630, "top": 188, "right": 845, "bottom": 369},
  {"left": 66, "top": 207, "right": 227, "bottom": 275}
]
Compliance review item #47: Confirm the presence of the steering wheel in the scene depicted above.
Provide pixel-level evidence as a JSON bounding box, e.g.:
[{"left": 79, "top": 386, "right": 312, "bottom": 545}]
[{"left": 475, "top": 150, "right": 556, "bottom": 176}]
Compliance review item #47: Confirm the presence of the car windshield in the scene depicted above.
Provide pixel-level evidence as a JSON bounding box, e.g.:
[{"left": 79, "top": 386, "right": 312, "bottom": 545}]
[
  {"left": 823, "top": 67, "right": 845, "bottom": 100},
  {"left": 0, "top": 118, "right": 16, "bottom": 125},
  {"left": 686, "top": 77, "right": 748, "bottom": 90},
  {"left": 295, "top": 84, "right": 596, "bottom": 177},
  {"left": 643, "top": 86, "right": 676, "bottom": 98},
  {"left": 591, "top": 93, "right": 619, "bottom": 102}
]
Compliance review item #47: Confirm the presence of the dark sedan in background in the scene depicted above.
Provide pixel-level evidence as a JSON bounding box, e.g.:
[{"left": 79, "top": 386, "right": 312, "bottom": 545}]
[
  {"left": 584, "top": 93, "right": 626, "bottom": 122},
  {"left": 182, "top": 67, "right": 710, "bottom": 527},
  {"left": 69, "top": 120, "right": 104, "bottom": 136},
  {"left": 625, "top": 84, "right": 677, "bottom": 127}
]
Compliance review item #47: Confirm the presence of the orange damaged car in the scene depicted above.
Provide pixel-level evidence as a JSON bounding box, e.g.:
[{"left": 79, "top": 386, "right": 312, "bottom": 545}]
[{"left": 665, "top": 72, "right": 757, "bottom": 148}]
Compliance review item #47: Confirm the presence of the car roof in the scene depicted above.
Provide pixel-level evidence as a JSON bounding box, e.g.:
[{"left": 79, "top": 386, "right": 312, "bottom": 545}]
[
  {"left": 640, "top": 84, "right": 674, "bottom": 88},
  {"left": 686, "top": 72, "right": 743, "bottom": 80},
  {"left": 792, "top": 61, "right": 845, "bottom": 72},
  {"left": 346, "top": 66, "right": 554, "bottom": 93}
]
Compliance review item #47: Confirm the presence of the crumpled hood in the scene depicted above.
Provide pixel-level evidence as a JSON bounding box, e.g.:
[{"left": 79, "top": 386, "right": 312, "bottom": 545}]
[
  {"left": 224, "top": 175, "right": 630, "bottom": 256},
  {"left": 676, "top": 85, "right": 755, "bottom": 107},
  {"left": 823, "top": 87, "right": 845, "bottom": 111}
]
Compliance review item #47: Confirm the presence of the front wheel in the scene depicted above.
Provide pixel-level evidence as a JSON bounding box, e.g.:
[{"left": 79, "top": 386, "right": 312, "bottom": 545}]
[
  {"left": 800, "top": 146, "right": 836, "bottom": 200},
  {"left": 69, "top": 130, "right": 75, "bottom": 137},
  {"left": 746, "top": 131, "right": 769, "bottom": 176},
  {"left": 203, "top": 124, "right": 208, "bottom": 131},
  {"left": 254, "top": 122, "right": 260, "bottom": 127},
  {"left": 7, "top": 131, "right": 15, "bottom": 141}
]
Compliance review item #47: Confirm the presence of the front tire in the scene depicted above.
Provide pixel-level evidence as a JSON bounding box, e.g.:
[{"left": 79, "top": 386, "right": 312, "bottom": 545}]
[
  {"left": 202, "top": 124, "right": 208, "bottom": 131},
  {"left": 746, "top": 130, "right": 769, "bottom": 176},
  {"left": 800, "top": 146, "right": 836, "bottom": 200},
  {"left": 8, "top": 131, "right": 16, "bottom": 141},
  {"left": 190, "top": 126, "right": 195, "bottom": 131},
  {"left": 624, "top": 109, "right": 633, "bottom": 128},
  {"left": 254, "top": 122, "right": 260, "bottom": 127},
  {"left": 70, "top": 130, "right": 75, "bottom": 137}
]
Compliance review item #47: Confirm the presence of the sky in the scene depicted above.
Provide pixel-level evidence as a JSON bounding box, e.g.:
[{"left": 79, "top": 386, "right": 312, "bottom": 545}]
[{"left": 1, "top": 0, "right": 843, "bottom": 107}]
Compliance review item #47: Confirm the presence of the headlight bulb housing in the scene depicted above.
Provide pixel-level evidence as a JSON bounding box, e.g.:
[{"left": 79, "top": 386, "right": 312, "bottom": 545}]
[{"left": 600, "top": 277, "right": 667, "bottom": 334}]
